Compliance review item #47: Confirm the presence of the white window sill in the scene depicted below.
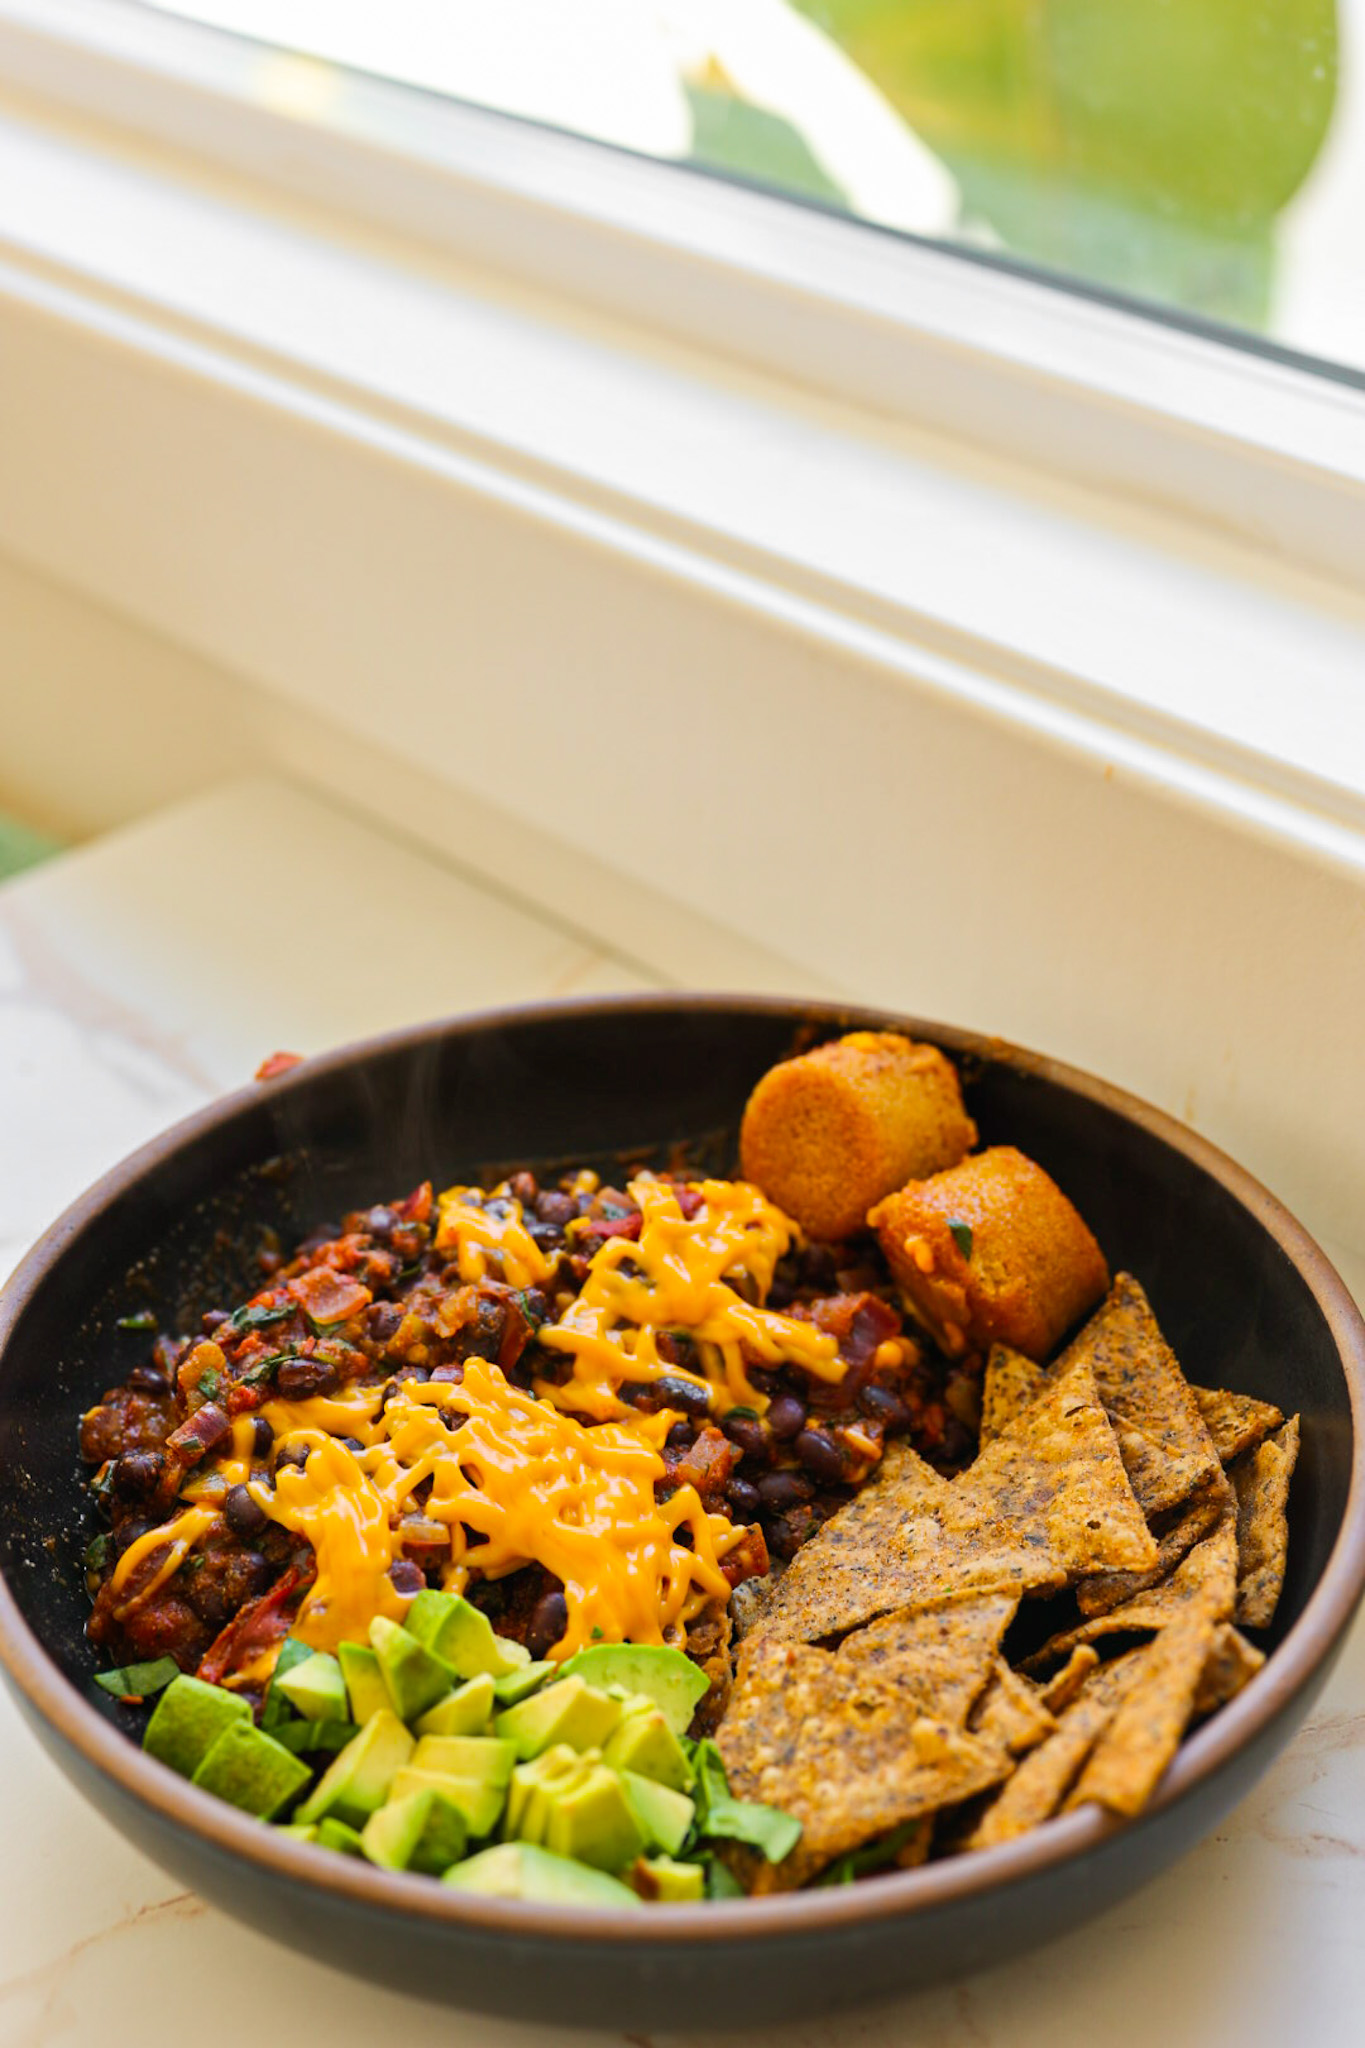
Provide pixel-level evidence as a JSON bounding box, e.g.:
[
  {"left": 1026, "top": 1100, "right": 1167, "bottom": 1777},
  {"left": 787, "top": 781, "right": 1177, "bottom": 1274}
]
[{"left": 1, "top": 16, "right": 1365, "bottom": 1265}]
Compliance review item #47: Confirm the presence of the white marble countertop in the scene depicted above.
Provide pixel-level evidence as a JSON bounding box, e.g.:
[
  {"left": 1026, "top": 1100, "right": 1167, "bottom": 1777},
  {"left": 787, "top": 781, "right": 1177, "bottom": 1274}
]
[{"left": 2, "top": 777, "right": 1362, "bottom": 2048}]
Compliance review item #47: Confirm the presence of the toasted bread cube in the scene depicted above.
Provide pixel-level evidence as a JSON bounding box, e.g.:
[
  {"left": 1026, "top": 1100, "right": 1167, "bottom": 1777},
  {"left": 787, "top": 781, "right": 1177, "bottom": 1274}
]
[
  {"left": 740, "top": 1032, "right": 976, "bottom": 1242},
  {"left": 870, "top": 1147, "right": 1107, "bottom": 1360}
]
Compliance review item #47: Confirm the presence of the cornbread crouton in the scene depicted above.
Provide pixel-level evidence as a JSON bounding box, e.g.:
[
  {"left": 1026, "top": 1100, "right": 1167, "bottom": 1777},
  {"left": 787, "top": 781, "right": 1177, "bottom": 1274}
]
[
  {"left": 739, "top": 1032, "right": 976, "bottom": 1242},
  {"left": 869, "top": 1146, "right": 1108, "bottom": 1360}
]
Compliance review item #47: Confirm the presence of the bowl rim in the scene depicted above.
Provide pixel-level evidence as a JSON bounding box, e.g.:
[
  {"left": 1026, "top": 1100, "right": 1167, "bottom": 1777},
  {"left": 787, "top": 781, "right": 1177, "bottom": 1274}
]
[{"left": 2, "top": 990, "right": 1363, "bottom": 1949}]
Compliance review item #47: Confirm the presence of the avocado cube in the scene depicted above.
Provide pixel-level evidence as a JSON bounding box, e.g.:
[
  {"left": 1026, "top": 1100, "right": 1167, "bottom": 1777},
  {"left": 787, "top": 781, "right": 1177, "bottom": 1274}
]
[
  {"left": 276, "top": 1650, "right": 347, "bottom": 1723},
  {"left": 442, "top": 1841, "right": 642, "bottom": 1908},
  {"left": 631, "top": 1854, "right": 706, "bottom": 1902},
  {"left": 361, "top": 1786, "right": 468, "bottom": 1874},
  {"left": 191, "top": 1721, "right": 312, "bottom": 1820},
  {"left": 542, "top": 1763, "right": 646, "bottom": 1873},
  {"left": 405, "top": 1591, "right": 530, "bottom": 1681},
  {"left": 276, "top": 1822, "right": 319, "bottom": 1843},
  {"left": 412, "top": 1735, "right": 515, "bottom": 1786},
  {"left": 338, "top": 1643, "right": 391, "bottom": 1724},
  {"left": 504, "top": 1747, "right": 594, "bottom": 1846},
  {"left": 557, "top": 1644, "right": 708, "bottom": 1736},
  {"left": 389, "top": 1767, "right": 507, "bottom": 1839},
  {"left": 414, "top": 1672, "right": 496, "bottom": 1738},
  {"left": 492, "top": 1660, "right": 556, "bottom": 1706},
  {"left": 602, "top": 1701, "right": 694, "bottom": 1791},
  {"left": 369, "top": 1615, "right": 455, "bottom": 1722},
  {"left": 295, "top": 1710, "right": 414, "bottom": 1828},
  {"left": 317, "top": 1817, "right": 364, "bottom": 1855},
  {"left": 143, "top": 1674, "right": 252, "bottom": 1778},
  {"left": 495, "top": 1676, "right": 622, "bottom": 1760},
  {"left": 618, "top": 1770, "right": 695, "bottom": 1857}
]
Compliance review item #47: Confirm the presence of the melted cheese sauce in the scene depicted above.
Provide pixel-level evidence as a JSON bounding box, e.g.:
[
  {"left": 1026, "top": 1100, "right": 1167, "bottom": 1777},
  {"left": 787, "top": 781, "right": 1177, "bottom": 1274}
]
[{"left": 108, "top": 1504, "right": 219, "bottom": 1619}]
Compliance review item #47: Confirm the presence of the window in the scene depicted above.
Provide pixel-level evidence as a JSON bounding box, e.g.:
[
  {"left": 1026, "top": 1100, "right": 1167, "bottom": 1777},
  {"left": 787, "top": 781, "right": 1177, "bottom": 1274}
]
[{"left": 139, "top": 0, "right": 1363, "bottom": 385}]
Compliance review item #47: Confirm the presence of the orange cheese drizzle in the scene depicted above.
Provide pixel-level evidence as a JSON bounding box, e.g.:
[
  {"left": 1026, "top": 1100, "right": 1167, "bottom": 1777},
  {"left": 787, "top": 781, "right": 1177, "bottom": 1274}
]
[
  {"left": 108, "top": 1504, "right": 219, "bottom": 1619},
  {"left": 535, "top": 1175, "right": 843, "bottom": 1420}
]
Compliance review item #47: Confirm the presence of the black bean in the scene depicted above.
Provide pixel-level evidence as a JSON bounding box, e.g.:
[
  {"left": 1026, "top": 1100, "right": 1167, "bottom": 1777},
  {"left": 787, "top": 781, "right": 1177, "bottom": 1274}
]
[
  {"left": 525, "top": 1588, "right": 569, "bottom": 1658},
  {"left": 252, "top": 1416, "right": 275, "bottom": 1458},
  {"left": 367, "top": 1302, "right": 403, "bottom": 1343},
  {"left": 365, "top": 1205, "right": 398, "bottom": 1238},
  {"left": 766, "top": 1393, "right": 807, "bottom": 1440},
  {"left": 201, "top": 1309, "right": 229, "bottom": 1334},
  {"left": 757, "top": 1469, "right": 812, "bottom": 1510},
  {"left": 113, "top": 1516, "right": 153, "bottom": 1556},
  {"left": 339, "top": 1435, "right": 366, "bottom": 1453},
  {"left": 272, "top": 1441, "right": 310, "bottom": 1475},
  {"left": 126, "top": 1365, "right": 170, "bottom": 1396},
  {"left": 507, "top": 1172, "right": 539, "bottom": 1207},
  {"left": 722, "top": 1413, "right": 770, "bottom": 1462},
  {"left": 858, "top": 1384, "right": 909, "bottom": 1430},
  {"left": 112, "top": 1450, "right": 161, "bottom": 1500},
  {"left": 224, "top": 1483, "right": 268, "bottom": 1537},
  {"left": 388, "top": 1559, "right": 425, "bottom": 1596},
  {"left": 656, "top": 1375, "right": 712, "bottom": 1417},
  {"left": 276, "top": 1356, "right": 339, "bottom": 1399},
  {"left": 726, "top": 1476, "right": 761, "bottom": 1520},
  {"left": 795, "top": 1428, "right": 846, "bottom": 1484},
  {"left": 535, "top": 1191, "right": 575, "bottom": 1228}
]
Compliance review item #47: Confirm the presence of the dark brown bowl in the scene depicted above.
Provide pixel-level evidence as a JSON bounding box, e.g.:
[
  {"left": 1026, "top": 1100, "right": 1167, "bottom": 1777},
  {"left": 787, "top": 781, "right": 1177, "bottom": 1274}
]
[{"left": 1, "top": 997, "right": 1362, "bottom": 2030}]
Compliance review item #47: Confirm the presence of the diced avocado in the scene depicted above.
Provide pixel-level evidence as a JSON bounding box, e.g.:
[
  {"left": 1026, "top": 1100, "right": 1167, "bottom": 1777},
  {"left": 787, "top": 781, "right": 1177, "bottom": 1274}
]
[
  {"left": 191, "top": 1720, "right": 312, "bottom": 1820},
  {"left": 542, "top": 1764, "right": 646, "bottom": 1873},
  {"left": 361, "top": 1787, "right": 433, "bottom": 1870},
  {"left": 338, "top": 1643, "right": 391, "bottom": 1725},
  {"left": 295, "top": 1709, "right": 414, "bottom": 1828},
  {"left": 557, "top": 1645, "right": 708, "bottom": 1736},
  {"left": 443, "top": 1841, "right": 642, "bottom": 1908},
  {"left": 276, "top": 1650, "right": 347, "bottom": 1723},
  {"left": 602, "top": 1701, "right": 694, "bottom": 1791},
  {"left": 412, "top": 1734, "right": 515, "bottom": 1786},
  {"left": 277, "top": 1822, "right": 319, "bottom": 1842},
  {"left": 361, "top": 1787, "right": 469, "bottom": 1875},
  {"left": 389, "top": 1767, "right": 506, "bottom": 1839},
  {"left": 405, "top": 1591, "right": 530, "bottom": 1681},
  {"left": 414, "top": 1672, "right": 496, "bottom": 1737},
  {"left": 631, "top": 1855, "right": 706, "bottom": 1902},
  {"left": 493, "top": 1660, "right": 555, "bottom": 1706},
  {"left": 317, "top": 1817, "right": 365, "bottom": 1855},
  {"left": 503, "top": 1747, "right": 594, "bottom": 1846},
  {"left": 143, "top": 1673, "right": 252, "bottom": 1778},
  {"left": 494, "top": 1675, "right": 622, "bottom": 1760},
  {"left": 618, "top": 1770, "right": 695, "bottom": 1857},
  {"left": 369, "top": 1615, "right": 455, "bottom": 1722}
]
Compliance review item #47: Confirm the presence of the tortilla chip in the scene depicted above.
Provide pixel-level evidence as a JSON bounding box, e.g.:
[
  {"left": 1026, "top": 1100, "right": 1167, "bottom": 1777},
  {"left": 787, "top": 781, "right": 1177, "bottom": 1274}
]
[
  {"left": 838, "top": 1592, "right": 1017, "bottom": 1726},
  {"left": 955, "top": 1355, "right": 1157, "bottom": 1577},
  {"left": 1057, "top": 1275, "right": 1223, "bottom": 1518},
  {"left": 719, "top": 1635, "right": 1014, "bottom": 1889},
  {"left": 969, "top": 1659, "right": 1057, "bottom": 1756},
  {"left": 1192, "top": 1385, "right": 1285, "bottom": 1466},
  {"left": 1020, "top": 1507, "right": 1238, "bottom": 1673},
  {"left": 1232, "top": 1416, "right": 1300, "bottom": 1629},
  {"left": 1066, "top": 1599, "right": 1218, "bottom": 1816},
  {"left": 1075, "top": 1479, "right": 1230, "bottom": 1617},
  {"left": 980, "top": 1345, "right": 1046, "bottom": 1446},
  {"left": 964, "top": 1652, "right": 1143, "bottom": 1848},
  {"left": 1038, "top": 1645, "right": 1100, "bottom": 1715},
  {"left": 759, "top": 1440, "right": 1064, "bottom": 1645},
  {"left": 1191, "top": 1623, "right": 1265, "bottom": 1718}
]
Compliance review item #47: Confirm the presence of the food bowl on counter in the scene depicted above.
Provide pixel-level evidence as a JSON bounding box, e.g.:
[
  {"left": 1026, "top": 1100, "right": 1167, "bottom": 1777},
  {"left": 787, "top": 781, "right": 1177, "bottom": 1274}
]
[{"left": 0, "top": 996, "right": 1362, "bottom": 2030}]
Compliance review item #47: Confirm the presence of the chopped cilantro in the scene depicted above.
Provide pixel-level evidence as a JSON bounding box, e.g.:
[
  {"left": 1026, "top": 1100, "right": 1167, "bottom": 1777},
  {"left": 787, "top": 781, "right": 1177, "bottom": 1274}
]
[{"left": 947, "top": 1218, "right": 973, "bottom": 1259}]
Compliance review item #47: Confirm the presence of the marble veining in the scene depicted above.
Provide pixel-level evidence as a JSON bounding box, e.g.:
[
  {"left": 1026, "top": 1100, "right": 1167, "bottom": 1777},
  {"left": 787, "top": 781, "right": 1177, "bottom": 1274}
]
[{"left": 0, "top": 777, "right": 1361, "bottom": 2047}]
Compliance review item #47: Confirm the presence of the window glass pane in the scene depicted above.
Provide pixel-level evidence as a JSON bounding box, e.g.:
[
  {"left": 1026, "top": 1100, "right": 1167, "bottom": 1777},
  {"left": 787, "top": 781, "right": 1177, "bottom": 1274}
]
[{"left": 138, "top": 1, "right": 1364, "bottom": 384}]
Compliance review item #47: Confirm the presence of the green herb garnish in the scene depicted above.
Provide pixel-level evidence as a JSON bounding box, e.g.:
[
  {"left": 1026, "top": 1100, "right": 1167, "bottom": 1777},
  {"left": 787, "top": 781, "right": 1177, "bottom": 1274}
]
[
  {"left": 84, "top": 1532, "right": 111, "bottom": 1572},
  {"left": 725, "top": 1406, "right": 759, "bottom": 1421},
  {"left": 237, "top": 1350, "right": 294, "bottom": 1390},
  {"left": 947, "top": 1218, "right": 973, "bottom": 1259},
  {"left": 701, "top": 1795, "right": 802, "bottom": 1864},
  {"left": 196, "top": 1368, "right": 223, "bottom": 1399},
  {"left": 117, "top": 1310, "right": 158, "bottom": 1332},
  {"left": 704, "top": 1856, "right": 745, "bottom": 1900},
  {"left": 226, "top": 1302, "right": 293, "bottom": 1335},
  {"left": 816, "top": 1819, "right": 924, "bottom": 1885},
  {"left": 94, "top": 1656, "right": 180, "bottom": 1700}
]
